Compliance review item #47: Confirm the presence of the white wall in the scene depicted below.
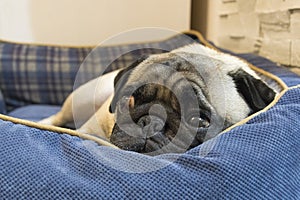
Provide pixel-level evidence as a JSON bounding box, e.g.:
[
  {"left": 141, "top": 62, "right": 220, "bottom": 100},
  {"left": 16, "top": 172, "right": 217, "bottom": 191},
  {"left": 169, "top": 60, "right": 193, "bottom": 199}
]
[{"left": 0, "top": 0, "right": 191, "bottom": 45}]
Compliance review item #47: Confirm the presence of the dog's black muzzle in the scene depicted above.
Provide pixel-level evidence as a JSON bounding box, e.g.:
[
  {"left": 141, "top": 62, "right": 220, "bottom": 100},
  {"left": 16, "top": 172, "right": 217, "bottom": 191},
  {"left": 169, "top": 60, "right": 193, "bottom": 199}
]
[{"left": 110, "top": 114, "right": 170, "bottom": 153}]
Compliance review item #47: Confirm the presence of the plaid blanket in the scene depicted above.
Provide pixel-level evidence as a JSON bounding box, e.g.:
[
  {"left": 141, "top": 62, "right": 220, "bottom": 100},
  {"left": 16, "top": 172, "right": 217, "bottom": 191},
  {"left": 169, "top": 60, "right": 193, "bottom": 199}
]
[{"left": 0, "top": 33, "right": 197, "bottom": 111}]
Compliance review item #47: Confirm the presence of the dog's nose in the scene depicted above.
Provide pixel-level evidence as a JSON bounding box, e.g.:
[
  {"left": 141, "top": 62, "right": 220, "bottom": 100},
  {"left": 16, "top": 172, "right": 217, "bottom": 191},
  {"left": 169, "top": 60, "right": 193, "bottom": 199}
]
[
  {"left": 137, "top": 115, "right": 165, "bottom": 138},
  {"left": 110, "top": 115, "right": 166, "bottom": 153}
]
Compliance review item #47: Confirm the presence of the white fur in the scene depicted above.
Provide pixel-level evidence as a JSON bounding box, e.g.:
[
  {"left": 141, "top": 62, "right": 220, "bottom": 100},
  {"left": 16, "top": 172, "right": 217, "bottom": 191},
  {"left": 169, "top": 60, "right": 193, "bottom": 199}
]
[
  {"left": 173, "top": 44, "right": 252, "bottom": 123},
  {"left": 39, "top": 70, "right": 120, "bottom": 139},
  {"left": 174, "top": 44, "right": 260, "bottom": 78}
]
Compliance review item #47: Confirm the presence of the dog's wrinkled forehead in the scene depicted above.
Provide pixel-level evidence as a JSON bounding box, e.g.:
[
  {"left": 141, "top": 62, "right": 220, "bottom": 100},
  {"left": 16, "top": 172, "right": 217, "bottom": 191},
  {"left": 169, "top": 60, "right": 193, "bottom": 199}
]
[
  {"left": 126, "top": 51, "right": 232, "bottom": 105},
  {"left": 111, "top": 44, "right": 276, "bottom": 119},
  {"left": 109, "top": 49, "right": 231, "bottom": 114},
  {"left": 128, "top": 51, "right": 224, "bottom": 85}
]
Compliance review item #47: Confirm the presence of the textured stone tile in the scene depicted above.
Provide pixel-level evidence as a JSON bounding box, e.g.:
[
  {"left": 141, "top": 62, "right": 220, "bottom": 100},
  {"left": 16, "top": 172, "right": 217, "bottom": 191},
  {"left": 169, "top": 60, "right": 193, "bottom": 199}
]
[
  {"left": 291, "top": 10, "right": 300, "bottom": 37},
  {"left": 255, "top": 0, "right": 283, "bottom": 12},
  {"left": 258, "top": 11, "right": 290, "bottom": 25},
  {"left": 282, "top": 0, "right": 300, "bottom": 10},
  {"left": 218, "top": 35, "right": 257, "bottom": 53},
  {"left": 220, "top": 1, "right": 239, "bottom": 15},
  {"left": 291, "top": 40, "right": 300, "bottom": 67},
  {"left": 219, "top": 13, "right": 244, "bottom": 36},
  {"left": 259, "top": 39, "right": 291, "bottom": 65}
]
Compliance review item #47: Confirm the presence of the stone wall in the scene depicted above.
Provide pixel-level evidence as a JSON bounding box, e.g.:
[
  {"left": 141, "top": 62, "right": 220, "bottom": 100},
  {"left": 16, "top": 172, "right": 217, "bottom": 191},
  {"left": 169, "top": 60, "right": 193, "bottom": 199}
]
[{"left": 216, "top": 0, "right": 300, "bottom": 67}]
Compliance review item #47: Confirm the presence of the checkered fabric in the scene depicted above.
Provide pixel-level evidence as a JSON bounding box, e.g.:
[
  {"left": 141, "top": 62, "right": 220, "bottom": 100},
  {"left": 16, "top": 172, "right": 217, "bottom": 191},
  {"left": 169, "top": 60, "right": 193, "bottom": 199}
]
[
  {"left": 0, "top": 42, "right": 91, "bottom": 111},
  {"left": 0, "top": 33, "right": 197, "bottom": 111}
]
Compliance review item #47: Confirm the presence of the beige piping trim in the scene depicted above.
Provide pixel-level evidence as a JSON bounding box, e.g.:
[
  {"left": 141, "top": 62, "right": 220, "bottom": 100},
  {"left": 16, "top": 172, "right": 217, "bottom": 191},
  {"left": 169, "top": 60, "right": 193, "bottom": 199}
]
[
  {"left": 0, "top": 114, "right": 119, "bottom": 149},
  {"left": 246, "top": 64, "right": 288, "bottom": 90},
  {"left": 183, "top": 30, "right": 215, "bottom": 50},
  {"left": 223, "top": 84, "right": 300, "bottom": 133},
  {"left": 0, "top": 30, "right": 292, "bottom": 147}
]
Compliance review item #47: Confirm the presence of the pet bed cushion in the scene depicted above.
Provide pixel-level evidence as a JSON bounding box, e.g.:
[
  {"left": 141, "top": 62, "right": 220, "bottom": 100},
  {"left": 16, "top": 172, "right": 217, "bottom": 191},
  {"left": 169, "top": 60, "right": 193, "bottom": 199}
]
[
  {"left": 1, "top": 31, "right": 300, "bottom": 199},
  {"left": 8, "top": 105, "right": 61, "bottom": 122}
]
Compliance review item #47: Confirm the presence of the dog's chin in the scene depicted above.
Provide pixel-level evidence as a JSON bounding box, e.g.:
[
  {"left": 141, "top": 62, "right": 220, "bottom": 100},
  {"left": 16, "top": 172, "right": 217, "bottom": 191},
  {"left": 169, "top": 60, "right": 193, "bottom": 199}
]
[
  {"left": 110, "top": 126, "right": 203, "bottom": 155},
  {"left": 110, "top": 131, "right": 147, "bottom": 152},
  {"left": 110, "top": 128, "right": 172, "bottom": 154}
]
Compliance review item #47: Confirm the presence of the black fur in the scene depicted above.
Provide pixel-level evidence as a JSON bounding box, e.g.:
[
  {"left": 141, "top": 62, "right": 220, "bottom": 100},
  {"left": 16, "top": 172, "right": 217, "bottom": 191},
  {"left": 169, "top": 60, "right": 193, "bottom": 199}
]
[
  {"left": 229, "top": 69, "right": 276, "bottom": 114},
  {"left": 109, "top": 56, "right": 148, "bottom": 113}
]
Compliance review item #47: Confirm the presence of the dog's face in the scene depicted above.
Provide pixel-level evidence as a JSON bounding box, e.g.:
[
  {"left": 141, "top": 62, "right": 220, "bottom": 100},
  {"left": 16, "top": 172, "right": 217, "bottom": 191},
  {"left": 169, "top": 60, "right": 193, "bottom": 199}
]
[{"left": 108, "top": 44, "right": 276, "bottom": 155}]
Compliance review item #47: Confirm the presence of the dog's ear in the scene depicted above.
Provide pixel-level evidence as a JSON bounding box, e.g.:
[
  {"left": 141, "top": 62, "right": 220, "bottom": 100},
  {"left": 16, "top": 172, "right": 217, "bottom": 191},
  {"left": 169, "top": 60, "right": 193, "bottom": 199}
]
[
  {"left": 109, "top": 55, "right": 148, "bottom": 113},
  {"left": 113, "top": 56, "right": 145, "bottom": 87},
  {"left": 229, "top": 69, "right": 276, "bottom": 114}
]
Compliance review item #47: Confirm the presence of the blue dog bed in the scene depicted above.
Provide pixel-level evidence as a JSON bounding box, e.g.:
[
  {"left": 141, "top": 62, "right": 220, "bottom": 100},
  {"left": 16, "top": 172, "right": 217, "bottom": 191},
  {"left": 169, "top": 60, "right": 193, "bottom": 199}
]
[{"left": 1, "top": 31, "right": 300, "bottom": 199}]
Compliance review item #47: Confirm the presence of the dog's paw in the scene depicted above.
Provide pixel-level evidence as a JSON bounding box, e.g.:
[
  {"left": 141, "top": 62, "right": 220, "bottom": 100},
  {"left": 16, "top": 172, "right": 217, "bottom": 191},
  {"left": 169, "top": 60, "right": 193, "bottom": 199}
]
[{"left": 38, "top": 115, "right": 56, "bottom": 125}]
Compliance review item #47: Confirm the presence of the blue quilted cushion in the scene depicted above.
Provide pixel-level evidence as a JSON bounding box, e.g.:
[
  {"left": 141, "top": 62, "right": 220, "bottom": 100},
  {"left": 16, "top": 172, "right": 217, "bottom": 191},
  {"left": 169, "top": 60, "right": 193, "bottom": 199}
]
[
  {"left": 0, "top": 85, "right": 300, "bottom": 199},
  {"left": 8, "top": 105, "right": 61, "bottom": 122}
]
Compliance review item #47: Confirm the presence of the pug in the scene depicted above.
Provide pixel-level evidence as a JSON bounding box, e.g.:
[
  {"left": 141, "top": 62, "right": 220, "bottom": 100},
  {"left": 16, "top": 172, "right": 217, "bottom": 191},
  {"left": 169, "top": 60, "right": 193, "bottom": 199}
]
[{"left": 39, "top": 43, "right": 276, "bottom": 155}]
